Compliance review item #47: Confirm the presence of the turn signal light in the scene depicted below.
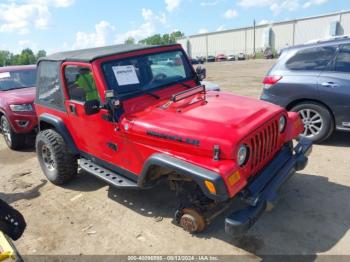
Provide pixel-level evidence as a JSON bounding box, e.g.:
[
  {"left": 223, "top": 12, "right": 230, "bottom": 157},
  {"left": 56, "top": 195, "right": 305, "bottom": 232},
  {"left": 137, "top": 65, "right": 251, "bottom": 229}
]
[
  {"left": 204, "top": 180, "right": 216, "bottom": 195},
  {"left": 228, "top": 171, "right": 241, "bottom": 186}
]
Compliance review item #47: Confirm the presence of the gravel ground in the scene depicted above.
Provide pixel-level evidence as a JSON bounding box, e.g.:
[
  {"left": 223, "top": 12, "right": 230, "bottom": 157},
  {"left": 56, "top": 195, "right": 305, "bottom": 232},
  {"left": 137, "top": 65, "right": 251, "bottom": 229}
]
[{"left": 1, "top": 59, "right": 349, "bottom": 259}]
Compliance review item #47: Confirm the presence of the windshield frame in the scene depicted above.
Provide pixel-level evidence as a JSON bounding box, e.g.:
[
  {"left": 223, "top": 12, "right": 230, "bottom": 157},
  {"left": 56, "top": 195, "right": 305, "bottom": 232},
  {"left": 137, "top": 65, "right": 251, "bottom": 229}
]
[
  {"left": 98, "top": 47, "right": 198, "bottom": 100},
  {"left": 0, "top": 69, "right": 37, "bottom": 91}
]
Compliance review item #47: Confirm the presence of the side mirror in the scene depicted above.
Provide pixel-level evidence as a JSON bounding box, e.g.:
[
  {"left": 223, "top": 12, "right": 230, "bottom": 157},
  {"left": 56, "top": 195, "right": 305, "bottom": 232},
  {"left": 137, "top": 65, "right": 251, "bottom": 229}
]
[
  {"left": 105, "top": 90, "right": 114, "bottom": 100},
  {"left": 104, "top": 90, "right": 122, "bottom": 111},
  {"left": 196, "top": 66, "right": 206, "bottom": 81},
  {"left": 84, "top": 99, "right": 100, "bottom": 115},
  {"left": 103, "top": 90, "right": 123, "bottom": 122}
]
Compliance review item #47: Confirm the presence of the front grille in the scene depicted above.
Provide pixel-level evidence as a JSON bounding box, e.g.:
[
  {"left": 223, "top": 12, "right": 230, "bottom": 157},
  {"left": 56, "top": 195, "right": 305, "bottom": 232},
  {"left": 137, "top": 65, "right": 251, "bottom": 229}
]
[{"left": 250, "top": 119, "right": 279, "bottom": 175}]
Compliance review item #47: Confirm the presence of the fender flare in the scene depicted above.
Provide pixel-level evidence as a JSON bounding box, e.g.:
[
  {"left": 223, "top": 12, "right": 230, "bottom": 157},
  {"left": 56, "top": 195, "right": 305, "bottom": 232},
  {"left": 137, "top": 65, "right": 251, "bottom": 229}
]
[
  {"left": 139, "top": 153, "right": 229, "bottom": 201},
  {"left": 38, "top": 113, "right": 79, "bottom": 155}
]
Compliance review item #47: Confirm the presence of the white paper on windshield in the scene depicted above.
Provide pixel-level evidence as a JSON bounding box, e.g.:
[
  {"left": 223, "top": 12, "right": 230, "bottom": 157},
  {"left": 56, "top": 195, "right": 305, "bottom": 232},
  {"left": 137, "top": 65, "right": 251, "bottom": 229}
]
[
  {"left": 0, "top": 72, "right": 10, "bottom": 79},
  {"left": 112, "top": 65, "right": 140, "bottom": 86}
]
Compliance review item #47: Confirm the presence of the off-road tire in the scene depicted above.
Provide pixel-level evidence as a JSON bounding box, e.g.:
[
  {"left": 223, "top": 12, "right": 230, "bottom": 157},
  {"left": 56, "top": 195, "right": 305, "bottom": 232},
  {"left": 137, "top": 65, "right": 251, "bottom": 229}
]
[
  {"left": 0, "top": 115, "right": 25, "bottom": 150},
  {"left": 291, "top": 102, "right": 334, "bottom": 143},
  {"left": 36, "top": 129, "right": 77, "bottom": 185}
]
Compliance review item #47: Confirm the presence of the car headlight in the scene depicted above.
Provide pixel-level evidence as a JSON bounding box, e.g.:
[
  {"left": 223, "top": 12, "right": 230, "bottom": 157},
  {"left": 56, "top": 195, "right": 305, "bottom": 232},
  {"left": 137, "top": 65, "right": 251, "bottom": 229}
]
[
  {"left": 237, "top": 145, "right": 249, "bottom": 166},
  {"left": 279, "top": 115, "right": 287, "bottom": 133},
  {"left": 9, "top": 104, "right": 33, "bottom": 112}
]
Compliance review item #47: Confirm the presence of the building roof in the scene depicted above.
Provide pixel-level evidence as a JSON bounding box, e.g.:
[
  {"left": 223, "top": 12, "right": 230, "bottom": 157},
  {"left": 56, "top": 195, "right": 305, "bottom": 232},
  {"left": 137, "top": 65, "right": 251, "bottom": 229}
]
[
  {"left": 40, "top": 44, "right": 178, "bottom": 63},
  {"left": 177, "top": 9, "right": 350, "bottom": 40}
]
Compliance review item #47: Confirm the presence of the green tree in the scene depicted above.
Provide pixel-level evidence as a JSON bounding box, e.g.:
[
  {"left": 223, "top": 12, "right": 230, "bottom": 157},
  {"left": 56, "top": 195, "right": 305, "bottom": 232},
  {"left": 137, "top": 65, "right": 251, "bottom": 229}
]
[
  {"left": 0, "top": 51, "right": 12, "bottom": 66},
  {"left": 139, "top": 31, "right": 185, "bottom": 45},
  {"left": 162, "top": 34, "right": 170, "bottom": 44},
  {"left": 169, "top": 31, "right": 184, "bottom": 43},
  {"left": 36, "top": 50, "right": 47, "bottom": 60},
  {"left": 11, "top": 54, "right": 21, "bottom": 65},
  {"left": 124, "top": 37, "right": 135, "bottom": 45},
  {"left": 139, "top": 34, "right": 161, "bottom": 45},
  {"left": 17, "top": 48, "right": 36, "bottom": 65},
  {"left": 0, "top": 48, "right": 47, "bottom": 67}
]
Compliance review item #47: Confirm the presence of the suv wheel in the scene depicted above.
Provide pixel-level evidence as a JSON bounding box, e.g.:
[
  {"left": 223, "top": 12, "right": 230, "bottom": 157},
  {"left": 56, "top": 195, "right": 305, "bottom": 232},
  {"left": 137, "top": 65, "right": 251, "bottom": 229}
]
[
  {"left": 291, "top": 102, "right": 334, "bottom": 143},
  {"left": 0, "top": 115, "right": 25, "bottom": 150},
  {"left": 36, "top": 129, "right": 77, "bottom": 185}
]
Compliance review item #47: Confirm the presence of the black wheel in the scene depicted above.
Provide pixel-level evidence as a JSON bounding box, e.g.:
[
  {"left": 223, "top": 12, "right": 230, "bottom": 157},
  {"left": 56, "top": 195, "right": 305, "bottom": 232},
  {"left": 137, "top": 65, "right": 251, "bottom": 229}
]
[
  {"left": 36, "top": 129, "right": 77, "bottom": 185},
  {"left": 291, "top": 102, "right": 334, "bottom": 143},
  {"left": 0, "top": 115, "right": 25, "bottom": 150}
]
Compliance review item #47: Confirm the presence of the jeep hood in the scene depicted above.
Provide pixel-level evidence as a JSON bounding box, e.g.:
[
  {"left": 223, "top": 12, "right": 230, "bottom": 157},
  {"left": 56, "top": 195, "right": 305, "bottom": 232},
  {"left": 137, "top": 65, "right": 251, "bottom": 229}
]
[{"left": 124, "top": 91, "right": 284, "bottom": 159}]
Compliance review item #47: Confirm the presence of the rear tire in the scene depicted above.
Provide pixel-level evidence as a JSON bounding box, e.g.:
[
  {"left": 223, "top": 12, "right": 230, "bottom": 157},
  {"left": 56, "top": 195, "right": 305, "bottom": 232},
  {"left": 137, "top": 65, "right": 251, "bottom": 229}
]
[
  {"left": 36, "top": 129, "right": 77, "bottom": 185},
  {"left": 291, "top": 102, "right": 334, "bottom": 143},
  {"left": 0, "top": 115, "right": 25, "bottom": 150}
]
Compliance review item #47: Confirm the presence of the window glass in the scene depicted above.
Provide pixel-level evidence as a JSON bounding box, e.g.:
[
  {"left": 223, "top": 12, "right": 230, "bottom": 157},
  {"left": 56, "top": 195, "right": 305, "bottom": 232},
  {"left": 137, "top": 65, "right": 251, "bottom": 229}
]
[
  {"left": 0, "top": 69, "right": 36, "bottom": 91},
  {"left": 64, "top": 66, "right": 100, "bottom": 102},
  {"left": 102, "top": 50, "right": 194, "bottom": 96},
  {"left": 335, "top": 45, "right": 350, "bottom": 73},
  {"left": 286, "top": 46, "right": 336, "bottom": 71},
  {"left": 36, "top": 61, "right": 65, "bottom": 110}
]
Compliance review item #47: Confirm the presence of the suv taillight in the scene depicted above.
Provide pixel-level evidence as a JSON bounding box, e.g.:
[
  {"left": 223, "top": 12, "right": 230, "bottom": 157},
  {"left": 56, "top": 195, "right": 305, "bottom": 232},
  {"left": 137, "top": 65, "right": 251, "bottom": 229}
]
[{"left": 263, "top": 75, "right": 282, "bottom": 89}]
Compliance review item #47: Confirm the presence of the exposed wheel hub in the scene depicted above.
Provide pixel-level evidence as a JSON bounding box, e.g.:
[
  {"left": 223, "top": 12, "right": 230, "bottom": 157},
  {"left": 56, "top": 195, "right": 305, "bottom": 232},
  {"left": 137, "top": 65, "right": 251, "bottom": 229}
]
[
  {"left": 180, "top": 214, "right": 198, "bottom": 232},
  {"left": 179, "top": 208, "right": 206, "bottom": 233}
]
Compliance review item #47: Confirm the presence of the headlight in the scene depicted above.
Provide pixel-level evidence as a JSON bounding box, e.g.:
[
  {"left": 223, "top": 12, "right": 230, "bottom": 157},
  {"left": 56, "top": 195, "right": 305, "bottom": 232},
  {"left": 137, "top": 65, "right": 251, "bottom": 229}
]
[
  {"left": 279, "top": 115, "right": 287, "bottom": 133},
  {"left": 237, "top": 145, "right": 249, "bottom": 166},
  {"left": 9, "top": 104, "right": 33, "bottom": 112}
]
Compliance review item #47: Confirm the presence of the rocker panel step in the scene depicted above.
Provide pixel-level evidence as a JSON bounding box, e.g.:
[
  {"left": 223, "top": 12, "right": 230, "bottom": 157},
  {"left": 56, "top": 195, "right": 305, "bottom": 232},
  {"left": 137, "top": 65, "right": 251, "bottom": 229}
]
[{"left": 79, "top": 158, "right": 138, "bottom": 188}]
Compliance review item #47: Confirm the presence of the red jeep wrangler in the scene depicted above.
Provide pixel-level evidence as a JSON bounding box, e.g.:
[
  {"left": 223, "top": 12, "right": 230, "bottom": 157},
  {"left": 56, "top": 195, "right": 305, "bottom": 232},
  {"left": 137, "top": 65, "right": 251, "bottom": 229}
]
[{"left": 34, "top": 44, "right": 312, "bottom": 235}]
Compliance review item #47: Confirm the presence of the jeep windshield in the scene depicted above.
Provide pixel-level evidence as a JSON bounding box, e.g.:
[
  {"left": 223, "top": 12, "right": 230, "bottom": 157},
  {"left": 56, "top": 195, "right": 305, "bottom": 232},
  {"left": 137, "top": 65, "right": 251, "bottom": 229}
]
[
  {"left": 102, "top": 50, "right": 195, "bottom": 97},
  {"left": 0, "top": 69, "right": 37, "bottom": 91}
]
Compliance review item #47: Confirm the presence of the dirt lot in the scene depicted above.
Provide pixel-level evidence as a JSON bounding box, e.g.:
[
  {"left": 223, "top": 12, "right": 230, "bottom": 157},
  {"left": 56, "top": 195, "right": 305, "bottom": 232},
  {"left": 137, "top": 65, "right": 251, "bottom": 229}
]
[{"left": 1, "top": 59, "right": 350, "bottom": 258}]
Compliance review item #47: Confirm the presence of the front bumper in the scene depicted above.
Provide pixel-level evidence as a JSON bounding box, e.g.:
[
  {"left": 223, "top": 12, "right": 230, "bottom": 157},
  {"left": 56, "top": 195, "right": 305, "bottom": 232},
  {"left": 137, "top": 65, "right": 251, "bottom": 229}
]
[
  {"left": 225, "top": 138, "right": 312, "bottom": 235},
  {"left": 8, "top": 113, "right": 37, "bottom": 134}
]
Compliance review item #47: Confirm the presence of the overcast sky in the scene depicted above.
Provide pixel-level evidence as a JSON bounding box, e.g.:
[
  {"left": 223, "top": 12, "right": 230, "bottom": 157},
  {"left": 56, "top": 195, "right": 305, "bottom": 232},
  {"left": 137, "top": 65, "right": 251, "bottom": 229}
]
[{"left": 0, "top": 0, "right": 348, "bottom": 54}]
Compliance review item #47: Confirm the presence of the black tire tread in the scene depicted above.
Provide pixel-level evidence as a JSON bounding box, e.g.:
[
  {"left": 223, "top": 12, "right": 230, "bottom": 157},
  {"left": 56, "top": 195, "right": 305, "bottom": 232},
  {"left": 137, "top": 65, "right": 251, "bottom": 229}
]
[{"left": 36, "top": 129, "right": 77, "bottom": 185}]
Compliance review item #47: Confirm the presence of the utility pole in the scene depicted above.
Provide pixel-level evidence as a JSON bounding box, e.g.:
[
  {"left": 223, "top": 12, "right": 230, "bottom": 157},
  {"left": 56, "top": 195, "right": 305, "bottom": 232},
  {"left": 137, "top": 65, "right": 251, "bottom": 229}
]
[{"left": 253, "top": 19, "right": 256, "bottom": 55}]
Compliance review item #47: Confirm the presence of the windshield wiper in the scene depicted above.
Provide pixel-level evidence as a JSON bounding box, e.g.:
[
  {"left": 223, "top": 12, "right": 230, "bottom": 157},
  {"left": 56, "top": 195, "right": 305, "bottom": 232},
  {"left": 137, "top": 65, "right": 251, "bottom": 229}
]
[
  {"left": 178, "top": 82, "right": 193, "bottom": 89},
  {"left": 115, "top": 88, "right": 160, "bottom": 100},
  {"left": 145, "top": 92, "right": 160, "bottom": 99}
]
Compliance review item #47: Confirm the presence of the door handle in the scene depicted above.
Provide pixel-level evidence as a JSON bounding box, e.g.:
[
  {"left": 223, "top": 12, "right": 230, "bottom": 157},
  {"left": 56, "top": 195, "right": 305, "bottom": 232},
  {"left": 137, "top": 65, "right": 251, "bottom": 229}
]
[
  {"left": 69, "top": 104, "right": 77, "bottom": 115},
  {"left": 321, "top": 82, "right": 339, "bottom": 88}
]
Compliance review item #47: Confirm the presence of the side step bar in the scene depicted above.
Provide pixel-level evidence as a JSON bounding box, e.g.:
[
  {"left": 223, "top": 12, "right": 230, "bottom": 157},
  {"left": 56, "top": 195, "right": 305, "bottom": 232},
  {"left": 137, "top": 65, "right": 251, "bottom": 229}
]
[{"left": 79, "top": 158, "right": 138, "bottom": 188}]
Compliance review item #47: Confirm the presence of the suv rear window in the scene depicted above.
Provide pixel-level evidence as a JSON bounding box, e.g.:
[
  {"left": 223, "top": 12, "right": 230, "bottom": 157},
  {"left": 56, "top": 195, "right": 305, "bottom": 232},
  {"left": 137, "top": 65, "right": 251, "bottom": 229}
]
[
  {"left": 286, "top": 46, "right": 336, "bottom": 71},
  {"left": 335, "top": 44, "right": 350, "bottom": 73}
]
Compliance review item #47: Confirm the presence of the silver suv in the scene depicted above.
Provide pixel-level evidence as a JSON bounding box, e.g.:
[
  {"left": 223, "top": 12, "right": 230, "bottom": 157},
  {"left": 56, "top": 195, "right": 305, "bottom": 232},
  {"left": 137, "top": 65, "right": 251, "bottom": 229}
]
[{"left": 261, "top": 37, "right": 350, "bottom": 142}]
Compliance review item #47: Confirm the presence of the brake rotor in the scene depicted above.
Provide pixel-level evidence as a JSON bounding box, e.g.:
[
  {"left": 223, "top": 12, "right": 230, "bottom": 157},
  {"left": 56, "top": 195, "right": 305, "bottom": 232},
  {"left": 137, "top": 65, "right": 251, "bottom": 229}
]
[{"left": 179, "top": 208, "right": 206, "bottom": 233}]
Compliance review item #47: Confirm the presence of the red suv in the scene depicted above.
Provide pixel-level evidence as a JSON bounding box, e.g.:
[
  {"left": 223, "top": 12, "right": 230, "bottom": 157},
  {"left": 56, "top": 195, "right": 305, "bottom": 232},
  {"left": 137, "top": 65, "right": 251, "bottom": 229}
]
[
  {"left": 0, "top": 65, "right": 37, "bottom": 149},
  {"left": 34, "top": 44, "right": 312, "bottom": 235}
]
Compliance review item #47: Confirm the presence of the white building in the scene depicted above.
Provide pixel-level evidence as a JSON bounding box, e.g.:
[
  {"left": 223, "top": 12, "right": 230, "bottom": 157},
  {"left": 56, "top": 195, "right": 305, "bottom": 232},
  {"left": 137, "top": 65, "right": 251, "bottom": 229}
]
[{"left": 177, "top": 10, "right": 350, "bottom": 57}]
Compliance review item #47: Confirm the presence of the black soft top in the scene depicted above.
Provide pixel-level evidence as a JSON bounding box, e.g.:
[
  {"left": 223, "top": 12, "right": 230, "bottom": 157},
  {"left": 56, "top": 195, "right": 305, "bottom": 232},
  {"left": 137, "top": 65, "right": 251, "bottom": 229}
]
[{"left": 39, "top": 44, "right": 180, "bottom": 63}]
